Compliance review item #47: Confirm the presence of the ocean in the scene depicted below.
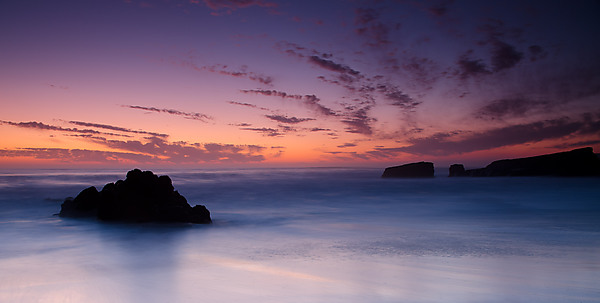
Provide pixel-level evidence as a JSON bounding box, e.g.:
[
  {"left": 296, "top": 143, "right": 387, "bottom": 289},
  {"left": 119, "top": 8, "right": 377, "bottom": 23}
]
[{"left": 0, "top": 168, "right": 599, "bottom": 302}]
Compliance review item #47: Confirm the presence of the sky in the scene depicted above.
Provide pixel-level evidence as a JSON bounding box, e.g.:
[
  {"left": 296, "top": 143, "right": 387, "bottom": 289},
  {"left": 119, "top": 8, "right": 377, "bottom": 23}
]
[{"left": 1, "top": 0, "right": 599, "bottom": 169}]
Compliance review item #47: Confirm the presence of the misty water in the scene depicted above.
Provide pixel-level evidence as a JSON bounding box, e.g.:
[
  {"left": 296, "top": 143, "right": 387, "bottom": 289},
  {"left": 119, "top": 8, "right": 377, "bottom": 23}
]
[{"left": 0, "top": 168, "right": 599, "bottom": 302}]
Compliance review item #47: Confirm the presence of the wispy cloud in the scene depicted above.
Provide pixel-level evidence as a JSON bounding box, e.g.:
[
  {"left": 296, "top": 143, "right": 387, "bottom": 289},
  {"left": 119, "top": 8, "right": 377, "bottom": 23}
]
[
  {"left": 240, "top": 89, "right": 338, "bottom": 117},
  {"left": 397, "top": 117, "right": 600, "bottom": 155},
  {"left": 377, "top": 84, "right": 421, "bottom": 109},
  {"left": 308, "top": 127, "right": 332, "bottom": 132},
  {"left": 490, "top": 40, "right": 523, "bottom": 72},
  {"left": 123, "top": 105, "right": 213, "bottom": 122},
  {"left": 1, "top": 119, "right": 270, "bottom": 164},
  {"left": 227, "top": 101, "right": 270, "bottom": 111},
  {"left": 308, "top": 55, "right": 361, "bottom": 79},
  {"left": 0, "top": 120, "right": 137, "bottom": 138},
  {"left": 47, "top": 83, "right": 69, "bottom": 90},
  {"left": 354, "top": 7, "right": 393, "bottom": 48},
  {"left": 473, "top": 98, "right": 549, "bottom": 120},
  {"left": 275, "top": 41, "right": 362, "bottom": 83},
  {"left": 0, "top": 148, "right": 155, "bottom": 163},
  {"left": 205, "top": 64, "right": 273, "bottom": 85},
  {"left": 275, "top": 40, "right": 422, "bottom": 135},
  {"left": 67, "top": 120, "right": 169, "bottom": 138},
  {"left": 264, "top": 114, "right": 314, "bottom": 124},
  {"left": 1, "top": 120, "right": 99, "bottom": 134},
  {"left": 456, "top": 50, "right": 491, "bottom": 79},
  {"left": 176, "top": 57, "right": 274, "bottom": 85},
  {"left": 91, "top": 136, "right": 266, "bottom": 163},
  {"left": 337, "top": 142, "right": 357, "bottom": 148},
  {"left": 239, "top": 127, "right": 283, "bottom": 137},
  {"left": 340, "top": 106, "right": 376, "bottom": 135},
  {"left": 201, "top": 0, "right": 277, "bottom": 10}
]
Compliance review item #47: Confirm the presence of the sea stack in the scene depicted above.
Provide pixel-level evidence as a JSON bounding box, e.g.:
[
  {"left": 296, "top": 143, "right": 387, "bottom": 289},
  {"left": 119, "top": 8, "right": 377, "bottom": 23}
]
[
  {"left": 448, "top": 164, "right": 467, "bottom": 177},
  {"left": 60, "top": 169, "right": 211, "bottom": 224},
  {"left": 382, "top": 161, "right": 434, "bottom": 178}
]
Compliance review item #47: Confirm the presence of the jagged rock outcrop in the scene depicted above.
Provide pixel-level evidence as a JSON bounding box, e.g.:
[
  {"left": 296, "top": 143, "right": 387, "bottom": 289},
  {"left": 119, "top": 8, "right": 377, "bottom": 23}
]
[
  {"left": 60, "top": 169, "right": 211, "bottom": 224},
  {"left": 449, "top": 147, "right": 600, "bottom": 177},
  {"left": 382, "top": 162, "right": 434, "bottom": 178}
]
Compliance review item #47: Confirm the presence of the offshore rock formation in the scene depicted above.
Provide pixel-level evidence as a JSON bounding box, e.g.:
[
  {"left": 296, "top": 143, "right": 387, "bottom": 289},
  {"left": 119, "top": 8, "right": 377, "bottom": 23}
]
[
  {"left": 60, "top": 169, "right": 211, "bottom": 224},
  {"left": 449, "top": 147, "right": 600, "bottom": 177},
  {"left": 382, "top": 161, "right": 434, "bottom": 178},
  {"left": 448, "top": 164, "right": 466, "bottom": 177}
]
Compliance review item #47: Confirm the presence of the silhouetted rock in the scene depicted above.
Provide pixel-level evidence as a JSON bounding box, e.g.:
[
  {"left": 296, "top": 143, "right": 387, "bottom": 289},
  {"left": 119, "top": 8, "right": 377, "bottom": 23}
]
[
  {"left": 448, "top": 164, "right": 467, "bottom": 177},
  {"left": 59, "top": 186, "right": 100, "bottom": 217},
  {"left": 451, "top": 147, "right": 600, "bottom": 177},
  {"left": 60, "top": 169, "right": 211, "bottom": 224},
  {"left": 382, "top": 162, "right": 434, "bottom": 178}
]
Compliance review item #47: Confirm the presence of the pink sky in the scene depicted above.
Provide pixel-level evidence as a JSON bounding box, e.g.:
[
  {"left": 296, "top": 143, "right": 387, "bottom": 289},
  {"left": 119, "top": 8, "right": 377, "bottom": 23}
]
[{"left": 1, "top": 0, "right": 599, "bottom": 169}]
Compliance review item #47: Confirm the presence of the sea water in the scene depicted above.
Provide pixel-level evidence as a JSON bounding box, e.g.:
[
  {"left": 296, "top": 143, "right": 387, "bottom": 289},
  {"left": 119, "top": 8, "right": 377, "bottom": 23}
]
[{"left": 0, "top": 168, "right": 599, "bottom": 302}]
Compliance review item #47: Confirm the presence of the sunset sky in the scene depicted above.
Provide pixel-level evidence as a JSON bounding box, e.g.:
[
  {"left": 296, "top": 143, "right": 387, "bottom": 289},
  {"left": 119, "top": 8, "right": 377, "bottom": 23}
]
[{"left": 1, "top": 0, "right": 599, "bottom": 168}]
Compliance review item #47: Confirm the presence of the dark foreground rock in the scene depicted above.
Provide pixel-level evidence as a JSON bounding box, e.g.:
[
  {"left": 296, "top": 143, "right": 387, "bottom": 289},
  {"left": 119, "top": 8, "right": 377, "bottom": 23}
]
[
  {"left": 450, "top": 147, "right": 600, "bottom": 177},
  {"left": 382, "top": 162, "right": 434, "bottom": 178},
  {"left": 60, "top": 169, "right": 211, "bottom": 224}
]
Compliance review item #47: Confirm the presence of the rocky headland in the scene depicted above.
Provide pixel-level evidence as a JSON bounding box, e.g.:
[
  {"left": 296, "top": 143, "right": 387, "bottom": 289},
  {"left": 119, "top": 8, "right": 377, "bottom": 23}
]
[{"left": 449, "top": 147, "right": 600, "bottom": 177}]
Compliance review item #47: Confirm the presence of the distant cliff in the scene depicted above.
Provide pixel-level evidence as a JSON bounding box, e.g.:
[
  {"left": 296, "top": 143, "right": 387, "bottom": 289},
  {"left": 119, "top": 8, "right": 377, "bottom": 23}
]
[
  {"left": 449, "top": 147, "right": 600, "bottom": 177},
  {"left": 382, "top": 162, "right": 434, "bottom": 178}
]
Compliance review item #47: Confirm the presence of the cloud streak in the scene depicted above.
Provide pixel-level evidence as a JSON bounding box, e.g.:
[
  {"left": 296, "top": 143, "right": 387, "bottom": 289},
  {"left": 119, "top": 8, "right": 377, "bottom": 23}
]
[
  {"left": 239, "top": 127, "right": 283, "bottom": 137},
  {"left": 123, "top": 105, "right": 213, "bottom": 122},
  {"left": 200, "top": 0, "right": 277, "bottom": 11},
  {"left": 398, "top": 117, "right": 600, "bottom": 155},
  {"left": 67, "top": 120, "right": 169, "bottom": 138},
  {"left": 227, "top": 101, "right": 270, "bottom": 111},
  {"left": 265, "top": 114, "right": 314, "bottom": 124},
  {"left": 91, "top": 136, "right": 266, "bottom": 163},
  {"left": 240, "top": 89, "right": 338, "bottom": 117},
  {"left": 0, "top": 148, "right": 155, "bottom": 163},
  {"left": 176, "top": 57, "right": 274, "bottom": 86},
  {"left": 474, "top": 98, "right": 549, "bottom": 120}
]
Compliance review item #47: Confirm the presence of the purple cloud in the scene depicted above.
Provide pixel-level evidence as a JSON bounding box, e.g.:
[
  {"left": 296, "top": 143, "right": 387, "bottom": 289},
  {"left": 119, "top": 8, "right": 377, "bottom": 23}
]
[
  {"left": 239, "top": 127, "right": 283, "bottom": 137},
  {"left": 490, "top": 40, "right": 523, "bottom": 71},
  {"left": 91, "top": 136, "right": 266, "bottom": 163},
  {"left": 474, "top": 98, "right": 549, "bottom": 120},
  {"left": 309, "top": 55, "right": 361, "bottom": 78},
  {"left": 201, "top": 0, "right": 277, "bottom": 10},
  {"left": 397, "top": 117, "right": 599, "bottom": 155},
  {"left": 0, "top": 120, "right": 137, "bottom": 138},
  {"left": 528, "top": 45, "right": 547, "bottom": 62},
  {"left": 240, "top": 89, "right": 338, "bottom": 117},
  {"left": 67, "top": 120, "right": 169, "bottom": 138},
  {"left": 265, "top": 114, "right": 315, "bottom": 124},
  {"left": 427, "top": 0, "right": 454, "bottom": 17},
  {"left": 227, "top": 101, "right": 270, "bottom": 111},
  {"left": 176, "top": 58, "right": 274, "bottom": 86},
  {"left": 123, "top": 105, "right": 213, "bottom": 122},
  {"left": 354, "top": 7, "right": 393, "bottom": 47},
  {"left": 340, "top": 106, "right": 376, "bottom": 135},
  {"left": 0, "top": 148, "right": 155, "bottom": 163},
  {"left": 456, "top": 50, "right": 491, "bottom": 79},
  {"left": 1, "top": 120, "right": 99, "bottom": 134},
  {"left": 376, "top": 84, "right": 421, "bottom": 109},
  {"left": 337, "top": 142, "right": 357, "bottom": 148},
  {"left": 308, "top": 127, "right": 332, "bottom": 132}
]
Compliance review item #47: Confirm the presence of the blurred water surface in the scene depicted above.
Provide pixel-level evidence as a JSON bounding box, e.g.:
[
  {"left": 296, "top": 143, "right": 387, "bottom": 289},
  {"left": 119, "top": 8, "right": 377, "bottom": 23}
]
[{"left": 1, "top": 168, "right": 599, "bottom": 302}]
